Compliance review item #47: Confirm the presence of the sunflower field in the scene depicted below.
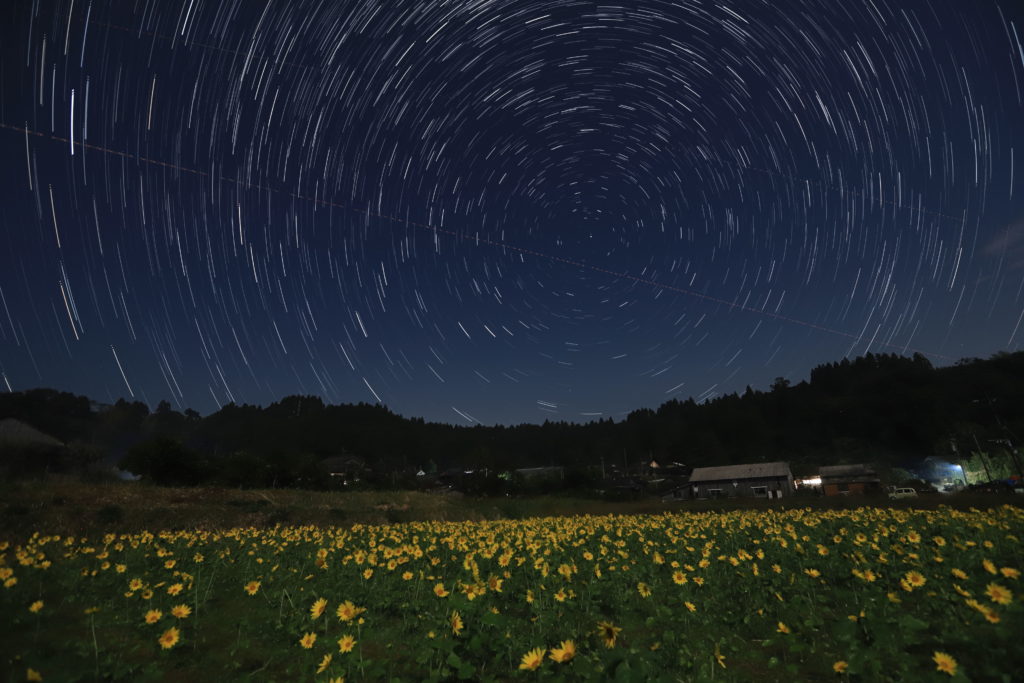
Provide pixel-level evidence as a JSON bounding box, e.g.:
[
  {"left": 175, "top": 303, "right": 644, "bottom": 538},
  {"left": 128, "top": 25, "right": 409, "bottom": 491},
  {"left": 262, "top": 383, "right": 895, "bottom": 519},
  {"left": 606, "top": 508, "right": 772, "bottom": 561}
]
[{"left": 2, "top": 504, "right": 1022, "bottom": 681}]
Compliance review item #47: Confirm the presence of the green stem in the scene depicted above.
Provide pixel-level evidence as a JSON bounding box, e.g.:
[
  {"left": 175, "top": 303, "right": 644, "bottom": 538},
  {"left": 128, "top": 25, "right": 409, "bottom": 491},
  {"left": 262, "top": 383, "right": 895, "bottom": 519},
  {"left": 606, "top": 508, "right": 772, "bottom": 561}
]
[
  {"left": 193, "top": 565, "right": 201, "bottom": 650},
  {"left": 90, "top": 612, "right": 99, "bottom": 679},
  {"left": 358, "top": 622, "right": 365, "bottom": 676}
]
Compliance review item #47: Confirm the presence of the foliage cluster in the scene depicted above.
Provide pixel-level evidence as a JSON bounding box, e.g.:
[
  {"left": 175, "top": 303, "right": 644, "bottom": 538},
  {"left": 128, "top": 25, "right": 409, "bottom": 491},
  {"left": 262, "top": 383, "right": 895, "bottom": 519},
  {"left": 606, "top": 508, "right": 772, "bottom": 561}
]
[{"left": 1, "top": 351, "right": 1023, "bottom": 487}]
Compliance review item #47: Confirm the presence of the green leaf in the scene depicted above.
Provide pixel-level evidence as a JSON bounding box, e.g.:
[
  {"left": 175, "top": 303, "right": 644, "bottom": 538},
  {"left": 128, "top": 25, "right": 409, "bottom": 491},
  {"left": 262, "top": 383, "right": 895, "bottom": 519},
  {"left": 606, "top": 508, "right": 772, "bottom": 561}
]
[{"left": 897, "top": 615, "right": 928, "bottom": 631}]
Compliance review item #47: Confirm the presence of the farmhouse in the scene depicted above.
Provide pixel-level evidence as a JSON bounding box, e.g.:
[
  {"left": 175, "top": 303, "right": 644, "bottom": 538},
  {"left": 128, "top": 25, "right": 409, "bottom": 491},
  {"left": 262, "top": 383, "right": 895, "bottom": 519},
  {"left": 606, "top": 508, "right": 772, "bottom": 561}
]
[
  {"left": 0, "top": 418, "right": 64, "bottom": 448},
  {"left": 819, "top": 463, "right": 881, "bottom": 496},
  {"left": 320, "top": 454, "right": 368, "bottom": 483},
  {"left": 689, "top": 461, "right": 794, "bottom": 499}
]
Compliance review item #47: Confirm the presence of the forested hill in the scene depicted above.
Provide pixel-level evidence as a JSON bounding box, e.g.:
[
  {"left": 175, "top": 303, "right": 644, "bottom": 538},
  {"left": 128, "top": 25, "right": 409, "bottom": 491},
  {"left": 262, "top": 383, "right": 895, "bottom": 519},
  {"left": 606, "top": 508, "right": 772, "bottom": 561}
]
[{"left": 2, "top": 351, "right": 1022, "bottom": 482}]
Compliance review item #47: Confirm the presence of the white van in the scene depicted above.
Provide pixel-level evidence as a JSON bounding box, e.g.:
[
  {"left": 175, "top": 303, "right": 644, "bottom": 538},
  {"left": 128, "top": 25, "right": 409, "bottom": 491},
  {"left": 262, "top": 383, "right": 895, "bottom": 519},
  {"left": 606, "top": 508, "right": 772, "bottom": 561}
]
[{"left": 888, "top": 487, "right": 918, "bottom": 499}]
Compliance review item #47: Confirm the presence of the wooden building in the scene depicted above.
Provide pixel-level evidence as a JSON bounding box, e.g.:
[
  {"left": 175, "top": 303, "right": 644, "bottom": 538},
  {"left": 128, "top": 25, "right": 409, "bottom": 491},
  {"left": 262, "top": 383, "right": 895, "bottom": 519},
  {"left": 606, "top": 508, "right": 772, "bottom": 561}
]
[
  {"left": 320, "top": 455, "right": 368, "bottom": 484},
  {"left": 688, "top": 462, "right": 793, "bottom": 499},
  {"left": 0, "top": 418, "right": 64, "bottom": 449},
  {"left": 819, "top": 464, "right": 881, "bottom": 496}
]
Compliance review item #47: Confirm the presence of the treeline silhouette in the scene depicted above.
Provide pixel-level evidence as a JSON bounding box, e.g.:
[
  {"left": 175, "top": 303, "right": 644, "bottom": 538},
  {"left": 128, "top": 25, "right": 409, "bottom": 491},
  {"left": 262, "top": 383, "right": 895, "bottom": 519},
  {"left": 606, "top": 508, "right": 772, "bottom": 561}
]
[{"left": 1, "top": 351, "right": 1022, "bottom": 489}]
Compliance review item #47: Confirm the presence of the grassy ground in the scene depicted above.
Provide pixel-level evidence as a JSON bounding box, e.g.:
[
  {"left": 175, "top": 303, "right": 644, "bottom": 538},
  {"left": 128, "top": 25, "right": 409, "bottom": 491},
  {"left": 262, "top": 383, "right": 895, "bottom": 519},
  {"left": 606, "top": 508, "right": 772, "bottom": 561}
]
[
  {"left": 3, "top": 495, "right": 1021, "bottom": 681},
  {"left": 1, "top": 476, "right": 1019, "bottom": 539},
  {"left": 2, "top": 478, "right": 1022, "bottom": 681}
]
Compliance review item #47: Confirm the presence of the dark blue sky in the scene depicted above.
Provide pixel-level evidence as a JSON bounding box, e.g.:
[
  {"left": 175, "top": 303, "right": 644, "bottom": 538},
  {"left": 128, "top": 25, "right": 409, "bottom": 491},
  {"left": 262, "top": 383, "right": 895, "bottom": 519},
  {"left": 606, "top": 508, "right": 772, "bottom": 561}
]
[{"left": 1, "top": 0, "right": 1022, "bottom": 425}]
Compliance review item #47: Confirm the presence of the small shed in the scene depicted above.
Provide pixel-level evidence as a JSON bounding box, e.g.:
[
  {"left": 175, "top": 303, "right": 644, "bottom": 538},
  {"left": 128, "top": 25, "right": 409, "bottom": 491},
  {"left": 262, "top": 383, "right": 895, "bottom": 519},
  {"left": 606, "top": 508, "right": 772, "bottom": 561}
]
[
  {"left": 819, "top": 464, "right": 881, "bottom": 496},
  {"left": 689, "top": 462, "right": 793, "bottom": 499}
]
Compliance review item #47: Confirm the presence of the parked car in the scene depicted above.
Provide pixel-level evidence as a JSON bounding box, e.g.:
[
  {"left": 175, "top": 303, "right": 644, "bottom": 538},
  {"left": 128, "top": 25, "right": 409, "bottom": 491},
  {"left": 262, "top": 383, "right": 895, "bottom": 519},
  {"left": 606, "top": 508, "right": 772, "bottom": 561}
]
[{"left": 888, "top": 487, "right": 918, "bottom": 499}]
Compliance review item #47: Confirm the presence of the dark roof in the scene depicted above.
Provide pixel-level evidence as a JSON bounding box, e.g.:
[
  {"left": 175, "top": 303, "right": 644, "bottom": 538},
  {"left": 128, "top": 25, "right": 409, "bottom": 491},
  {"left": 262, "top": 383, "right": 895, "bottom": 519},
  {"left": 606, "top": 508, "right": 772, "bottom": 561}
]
[
  {"left": 0, "top": 418, "right": 64, "bottom": 447},
  {"left": 689, "top": 462, "right": 792, "bottom": 482},
  {"left": 819, "top": 464, "right": 877, "bottom": 478},
  {"left": 320, "top": 455, "right": 365, "bottom": 470}
]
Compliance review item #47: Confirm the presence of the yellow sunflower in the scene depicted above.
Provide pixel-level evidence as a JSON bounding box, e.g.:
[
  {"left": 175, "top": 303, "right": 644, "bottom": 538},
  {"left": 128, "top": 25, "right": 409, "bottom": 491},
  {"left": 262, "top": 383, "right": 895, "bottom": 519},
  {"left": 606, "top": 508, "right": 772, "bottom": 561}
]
[
  {"left": 932, "top": 651, "right": 956, "bottom": 676},
  {"left": 158, "top": 627, "right": 180, "bottom": 650},
  {"left": 549, "top": 640, "right": 576, "bottom": 663},
  {"left": 518, "top": 647, "right": 546, "bottom": 671},
  {"left": 906, "top": 570, "right": 926, "bottom": 587},
  {"left": 450, "top": 610, "right": 464, "bottom": 636},
  {"left": 985, "top": 583, "right": 1013, "bottom": 606},
  {"left": 335, "top": 600, "right": 366, "bottom": 622},
  {"left": 596, "top": 620, "right": 622, "bottom": 648},
  {"left": 337, "top": 634, "right": 357, "bottom": 653}
]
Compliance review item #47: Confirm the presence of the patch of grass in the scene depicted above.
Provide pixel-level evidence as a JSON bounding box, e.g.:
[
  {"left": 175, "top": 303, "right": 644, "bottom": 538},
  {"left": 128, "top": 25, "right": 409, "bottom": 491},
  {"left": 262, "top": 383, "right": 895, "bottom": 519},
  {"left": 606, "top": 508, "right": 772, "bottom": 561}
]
[
  {"left": 0, "top": 476, "right": 1019, "bottom": 541},
  {"left": 3, "top": 504, "right": 30, "bottom": 517},
  {"left": 95, "top": 504, "right": 124, "bottom": 525},
  {"left": 225, "top": 498, "right": 270, "bottom": 512}
]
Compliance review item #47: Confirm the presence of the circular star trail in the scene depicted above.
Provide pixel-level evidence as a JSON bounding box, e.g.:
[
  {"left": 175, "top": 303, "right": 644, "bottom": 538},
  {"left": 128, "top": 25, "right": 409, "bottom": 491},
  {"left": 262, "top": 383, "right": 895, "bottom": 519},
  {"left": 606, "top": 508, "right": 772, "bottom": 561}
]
[{"left": 0, "top": 0, "right": 1022, "bottom": 424}]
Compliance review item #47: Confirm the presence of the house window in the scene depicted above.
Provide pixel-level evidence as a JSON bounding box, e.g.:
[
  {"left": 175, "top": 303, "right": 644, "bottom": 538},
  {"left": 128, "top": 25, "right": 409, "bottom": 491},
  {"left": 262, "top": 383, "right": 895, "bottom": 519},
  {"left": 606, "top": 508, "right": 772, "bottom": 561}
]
[
  {"left": 708, "top": 489, "right": 723, "bottom": 499},
  {"left": 751, "top": 486, "right": 768, "bottom": 498},
  {"left": 838, "top": 483, "right": 850, "bottom": 492}
]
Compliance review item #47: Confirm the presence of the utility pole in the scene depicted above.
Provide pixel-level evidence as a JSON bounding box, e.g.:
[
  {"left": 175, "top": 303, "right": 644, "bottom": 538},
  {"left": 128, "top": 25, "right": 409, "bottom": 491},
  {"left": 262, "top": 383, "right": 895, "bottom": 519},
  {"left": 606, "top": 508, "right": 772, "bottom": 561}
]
[{"left": 971, "top": 433, "right": 994, "bottom": 483}]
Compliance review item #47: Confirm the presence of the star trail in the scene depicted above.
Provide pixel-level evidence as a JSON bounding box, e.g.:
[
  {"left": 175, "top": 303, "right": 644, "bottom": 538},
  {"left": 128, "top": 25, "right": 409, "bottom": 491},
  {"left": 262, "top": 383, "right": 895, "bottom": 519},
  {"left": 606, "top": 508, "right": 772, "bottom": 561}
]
[{"left": 0, "top": 0, "right": 1022, "bottom": 425}]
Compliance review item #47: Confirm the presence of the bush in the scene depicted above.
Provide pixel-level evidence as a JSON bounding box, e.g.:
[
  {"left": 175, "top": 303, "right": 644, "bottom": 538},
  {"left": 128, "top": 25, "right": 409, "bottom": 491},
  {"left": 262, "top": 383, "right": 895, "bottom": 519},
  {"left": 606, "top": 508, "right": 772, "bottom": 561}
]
[{"left": 118, "top": 438, "right": 210, "bottom": 486}]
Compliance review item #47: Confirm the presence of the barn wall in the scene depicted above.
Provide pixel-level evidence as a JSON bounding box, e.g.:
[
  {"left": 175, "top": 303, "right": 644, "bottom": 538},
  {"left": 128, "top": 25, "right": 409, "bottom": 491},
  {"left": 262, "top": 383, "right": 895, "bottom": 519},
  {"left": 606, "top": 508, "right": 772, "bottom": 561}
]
[{"left": 692, "top": 475, "right": 792, "bottom": 499}]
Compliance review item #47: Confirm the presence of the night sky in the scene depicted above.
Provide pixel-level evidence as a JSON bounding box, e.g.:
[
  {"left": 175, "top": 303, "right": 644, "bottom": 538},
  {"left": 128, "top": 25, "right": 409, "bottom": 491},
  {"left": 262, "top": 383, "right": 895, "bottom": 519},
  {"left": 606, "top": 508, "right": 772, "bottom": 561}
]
[{"left": 1, "top": 1, "right": 1022, "bottom": 425}]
